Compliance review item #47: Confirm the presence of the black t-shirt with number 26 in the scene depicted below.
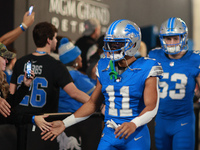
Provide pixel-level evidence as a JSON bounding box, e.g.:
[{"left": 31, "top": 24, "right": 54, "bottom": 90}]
[{"left": 11, "top": 54, "right": 73, "bottom": 115}]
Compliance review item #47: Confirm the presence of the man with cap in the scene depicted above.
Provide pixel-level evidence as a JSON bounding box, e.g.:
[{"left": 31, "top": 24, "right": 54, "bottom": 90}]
[
  {"left": 58, "top": 38, "right": 102, "bottom": 150},
  {"left": 75, "top": 18, "right": 101, "bottom": 73}
]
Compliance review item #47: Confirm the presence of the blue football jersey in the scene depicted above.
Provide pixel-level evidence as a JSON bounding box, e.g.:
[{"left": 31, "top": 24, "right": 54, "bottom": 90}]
[
  {"left": 149, "top": 49, "right": 200, "bottom": 119},
  {"left": 96, "top": 57, "right": 163, "bottom": 124}
]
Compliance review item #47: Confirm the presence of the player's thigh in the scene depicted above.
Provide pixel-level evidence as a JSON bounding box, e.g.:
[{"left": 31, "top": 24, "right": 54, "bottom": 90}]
[
  {"left": 154, "top": 115, "right": 172, "bottom": 150},
  {"left": 126, "top": 125, "right": 150, "bottom": 150},
  {"left": 173, "top": 114, "right": 195, "bottom": 150},
  {"left": 97, "top": 126, "right": 119, "bottom": 150},
  {"left": 97, "top": 138, "right": 118, "bottom": 150}
]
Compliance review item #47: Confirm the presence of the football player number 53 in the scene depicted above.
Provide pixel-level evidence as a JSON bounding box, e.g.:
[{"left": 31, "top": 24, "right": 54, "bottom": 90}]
[{"left": 159, "top": 73, "right": 187, "bottom": 99}]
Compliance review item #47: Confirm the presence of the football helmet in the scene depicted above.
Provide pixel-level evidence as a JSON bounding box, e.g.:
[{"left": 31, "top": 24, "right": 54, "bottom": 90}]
[
  {"left": 159, "top": 17, "right": 188, "bottom": 54},
  {"left": 103, "top": 19, "right": 141, "bottom": 61}
]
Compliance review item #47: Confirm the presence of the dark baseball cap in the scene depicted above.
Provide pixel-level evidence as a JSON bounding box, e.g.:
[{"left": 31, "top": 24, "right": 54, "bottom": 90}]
[
  {"left": 0, "top": 42, "right": 16, "bottom": 59},
  {"left": 83, "top": 18, "right": 100, "bottom": 36}
]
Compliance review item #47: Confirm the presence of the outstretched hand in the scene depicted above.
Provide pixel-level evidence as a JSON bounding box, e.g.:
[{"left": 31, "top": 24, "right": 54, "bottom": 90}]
[
  {"left": 41, "top": 120, "right": 65, "bottom": 141},
  {"left": 34, "top": 115, "right": 52, "bottom": 132},
  {"left": 114, "top": 122, "right": 137, "bottom": 140}
]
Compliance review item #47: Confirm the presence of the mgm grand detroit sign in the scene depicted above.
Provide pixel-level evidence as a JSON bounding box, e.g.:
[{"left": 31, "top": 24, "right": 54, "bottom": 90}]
[{"left": 49, "top": 0, "right": 110, "bottom": 37}]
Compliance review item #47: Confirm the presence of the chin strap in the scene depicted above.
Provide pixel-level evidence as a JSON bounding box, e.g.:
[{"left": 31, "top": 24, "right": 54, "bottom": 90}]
[{"left": 109, "top": 60, "right": 118, "bottom": 80}]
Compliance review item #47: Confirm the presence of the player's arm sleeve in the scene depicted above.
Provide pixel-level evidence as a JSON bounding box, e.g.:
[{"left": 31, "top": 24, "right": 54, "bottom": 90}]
[
  {"left": 131, "top": 78, "right": 160, "bottom": 128},
  {"left": 131, "top": 62, "right": 163, "bottom": 128},
  {"left": 63, "top": 114, "right": 90, "bottom": 128}
]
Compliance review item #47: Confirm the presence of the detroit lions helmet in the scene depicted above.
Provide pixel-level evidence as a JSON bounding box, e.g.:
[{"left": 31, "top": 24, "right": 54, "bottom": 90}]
[
  {"left": 159, "top": 17, "right": 188, "bottom": 54},
  {"left": 103, "top": 19, "right": 141, "bottom": 61}
]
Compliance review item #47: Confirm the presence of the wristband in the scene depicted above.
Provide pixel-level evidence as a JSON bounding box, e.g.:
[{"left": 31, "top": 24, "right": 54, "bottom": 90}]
[
  {"left": 20, "top": 24, "right": 25, "bottom": 31},
  {"left": 32, "top": 115, "right": 36, "bottom": 125},
  {"left": 21, "top": 22, "right": 28, "bottom": 29}
]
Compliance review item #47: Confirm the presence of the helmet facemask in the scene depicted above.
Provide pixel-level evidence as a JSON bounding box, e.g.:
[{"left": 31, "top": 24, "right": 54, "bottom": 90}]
[
  {"left": 103, "top": 19, "right": 141, "bottom": 61},
  {"left": 159, "top": 17, "right": 188, "bottom": 54},
  {"left": 103, "top": 39, "right": 132, "bottom": 61},
  {"left": 160, "top": 34, "right": 187, "bottom": 54},
  {"left": 103, "top": 19, "right": 141, "bottom": 81}
]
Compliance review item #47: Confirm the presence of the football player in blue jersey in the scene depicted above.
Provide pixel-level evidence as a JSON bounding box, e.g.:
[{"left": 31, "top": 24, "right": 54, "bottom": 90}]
[
  {"left": 148, "top": 17, "right": 200, "bottom": 150},
  {"left": 41, "top": 19, "right": 163, "bottom": 150}
]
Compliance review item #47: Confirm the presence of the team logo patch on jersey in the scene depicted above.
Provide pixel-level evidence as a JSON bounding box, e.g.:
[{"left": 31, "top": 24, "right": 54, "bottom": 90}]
[
  {"left": 169, "top": 61, "right": 174, "bottom": 67},
  {"left": 116, "top": 77, "right": 121, "bottom": 82}
]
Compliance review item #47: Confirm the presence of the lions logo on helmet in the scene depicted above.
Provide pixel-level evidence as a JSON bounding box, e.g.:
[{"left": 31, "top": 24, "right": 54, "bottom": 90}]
[
  {"left": 103, "top": 19, "right": 141, "bottom": 61},
  {"left": 125, "top": 24, "right": 140, "bottom": 39}
]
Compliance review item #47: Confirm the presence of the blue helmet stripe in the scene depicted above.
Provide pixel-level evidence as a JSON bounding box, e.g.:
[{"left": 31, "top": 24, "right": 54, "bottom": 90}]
[
  {"left": 167, "top": 18, "right": 171, "bottom": 29},
  {"left": 167, "top": 17, "right": 175, "bottom": 32},
  {"left": 171, "top": 17, "right": 176, "bottom": 31},
  {"left": 108, "top": 19, "right": 126, "bottom": 35}
]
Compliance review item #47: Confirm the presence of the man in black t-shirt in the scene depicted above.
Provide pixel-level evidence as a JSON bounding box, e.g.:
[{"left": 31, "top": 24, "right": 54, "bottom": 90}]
[{"left": 9, "top": 22, "right": 90, "bottom": 130}]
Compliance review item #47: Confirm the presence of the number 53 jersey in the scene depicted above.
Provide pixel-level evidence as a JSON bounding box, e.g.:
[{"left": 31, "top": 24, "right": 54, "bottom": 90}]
[
  {"left": 149, "top": 49, "right": 200, "bottom": 119},
  {"left": 96, "top": 57, "right": 163, "bottom": 124}
]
